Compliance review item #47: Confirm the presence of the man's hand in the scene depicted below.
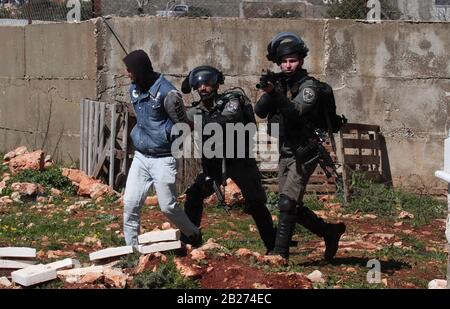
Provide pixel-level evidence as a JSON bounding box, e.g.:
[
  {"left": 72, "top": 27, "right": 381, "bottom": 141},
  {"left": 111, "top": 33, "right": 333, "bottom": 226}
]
[{"left": 261, "top": 81, "right": 274, "bottom": 94}]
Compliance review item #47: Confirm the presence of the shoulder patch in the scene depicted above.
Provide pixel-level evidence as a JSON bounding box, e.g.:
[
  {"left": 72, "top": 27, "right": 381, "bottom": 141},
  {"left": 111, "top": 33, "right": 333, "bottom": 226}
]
[
  {"left": 132, "top": 89, "right": 139, "bottom": 99},
  {"left": 226, "top": 100, "right": 239, "bottom": 113},
  {"left": 302, "top": 87, "right": 316, "bottom": 103}
]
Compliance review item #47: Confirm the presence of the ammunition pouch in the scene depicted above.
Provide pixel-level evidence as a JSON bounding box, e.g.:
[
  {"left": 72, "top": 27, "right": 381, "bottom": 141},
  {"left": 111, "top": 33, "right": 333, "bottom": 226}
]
[{"left": 295, "top": 143, "right": 319, "bottom": 174}]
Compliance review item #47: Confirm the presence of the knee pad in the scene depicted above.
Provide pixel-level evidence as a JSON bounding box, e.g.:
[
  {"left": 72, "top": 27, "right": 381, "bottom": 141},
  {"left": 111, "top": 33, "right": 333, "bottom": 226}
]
[{"left": 278, "top": 194, "right": 297, "bottom": 214}]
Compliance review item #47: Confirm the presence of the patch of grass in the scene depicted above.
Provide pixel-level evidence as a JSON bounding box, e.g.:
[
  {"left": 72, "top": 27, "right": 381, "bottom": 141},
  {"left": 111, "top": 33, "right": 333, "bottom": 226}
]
[
  {"left": 6, "top": 166, "right": 75, "bottom": 196},
  {"left": 340, "top": 172, "right": 446, "bottom": 226},
  {"left": 131, "top": 259, "right": 200, "bottom": 289}
]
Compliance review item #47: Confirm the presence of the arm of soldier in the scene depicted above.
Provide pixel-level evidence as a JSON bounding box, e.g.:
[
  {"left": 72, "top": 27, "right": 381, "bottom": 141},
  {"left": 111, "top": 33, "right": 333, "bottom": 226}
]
[
  {"left": 163, "top": 90, "right": 189, "bottom": 124},
  {"left": 255, "top": 93, "right": 277, "bottom": 119},
  {"left": 207, "top": 97, "right": 242, "bottom": 127},
  {"left": 277, "top": 80, "right": 319, "bottom": 118}
]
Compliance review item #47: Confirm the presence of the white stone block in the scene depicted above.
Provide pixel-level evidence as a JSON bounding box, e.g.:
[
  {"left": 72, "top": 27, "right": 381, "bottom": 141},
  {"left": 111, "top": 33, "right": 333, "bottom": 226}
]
[
  {"left": 138, "top": 229, "right": 180, "bottom": 244},
  {"left": 0, "top": 247, "right": 36, "bottom": 258},
  {"left": 428, "top": 279, "right": 447, "bottom": 289},
  {"left": 137, "top": 241, "right": 182, "bottom": 255},
  {"left": 11, "top": 264, "right": 57, "bottom": 287},
  {"left": 89, "top": 246, "right": 133, "bottom": 261},
  {"left": 0, "top": 259, "right": 37, "bottom": 269},
  {"left": 45, "top": 258, "right": 80, "bottom": 271}
]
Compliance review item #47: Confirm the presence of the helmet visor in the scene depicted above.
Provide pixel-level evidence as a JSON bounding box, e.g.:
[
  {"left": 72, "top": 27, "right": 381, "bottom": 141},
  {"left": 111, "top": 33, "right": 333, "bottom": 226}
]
[{"left": 189, "top": 68, "right": 219, "bottom": 90}]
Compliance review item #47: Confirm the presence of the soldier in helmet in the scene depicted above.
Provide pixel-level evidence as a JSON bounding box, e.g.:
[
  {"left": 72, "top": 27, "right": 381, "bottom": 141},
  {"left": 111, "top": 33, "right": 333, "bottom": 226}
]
[
  {"left": 180, "top": 65, "right": 276, "bottom": 253},
  {"left": 255, "top": 33, "right": 346, "bottom": 261}
]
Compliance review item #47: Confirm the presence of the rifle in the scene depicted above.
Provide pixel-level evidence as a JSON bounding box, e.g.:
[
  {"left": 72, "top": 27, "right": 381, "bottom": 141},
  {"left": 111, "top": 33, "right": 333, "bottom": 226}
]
[
  {"left": 297, "top": 129, "right": 338, "bottom": 179},
  {"left": 256, "top": 70, "right": 282, "bottom": 89},
  {"left": 203, "top": 160, "right": 230, "bottom": 214}
]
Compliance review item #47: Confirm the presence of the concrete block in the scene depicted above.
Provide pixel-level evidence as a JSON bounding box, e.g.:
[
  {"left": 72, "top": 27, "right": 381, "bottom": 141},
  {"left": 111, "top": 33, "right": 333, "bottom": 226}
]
[
  {"left": 45, "top": 258, "right": 81, "bottom": 271},
  {"left": 0, "top": 247, "right": 36, "bottom": 258},
  {"left": 89, "top": 246, "right": 133, "bottom": 261},
  {"left": 138, "top": 229, "right": 180, "bottom": 244},
  {"left": 0, "top": 259, "right": 38, "bottom": 269},
  {"left": 137, "top": 241, "right": 182, "bottom": 255},
  {"left": 11, "top": 264, "right": 57, "bottom": 287}
]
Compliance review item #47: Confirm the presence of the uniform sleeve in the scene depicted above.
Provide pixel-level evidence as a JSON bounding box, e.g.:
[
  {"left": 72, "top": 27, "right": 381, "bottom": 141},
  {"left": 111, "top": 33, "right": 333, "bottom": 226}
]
[
  {"left": 255, "top": 93, "right": 277, "bottom": 119},
  {"left": 163, "top": 90, "right": 188, "bottom": 124},
  {"left": 207, "top": 97, "right": 242, "bottom": 126},
  {"left": 275, "top": 79, "right": 319, "bottom": 118}
]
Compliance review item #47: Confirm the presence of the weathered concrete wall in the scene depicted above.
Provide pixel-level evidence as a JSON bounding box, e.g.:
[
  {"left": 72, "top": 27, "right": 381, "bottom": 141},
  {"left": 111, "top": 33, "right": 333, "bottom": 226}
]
[
  {"left": 0, "top": 21, "right": 97, "bottom": 163},
  {"left": 1, "top": 17, "right": 449, "bottom": 194},
  {"left": 98, "top": 17, "right": 450, "bottom": 194}
]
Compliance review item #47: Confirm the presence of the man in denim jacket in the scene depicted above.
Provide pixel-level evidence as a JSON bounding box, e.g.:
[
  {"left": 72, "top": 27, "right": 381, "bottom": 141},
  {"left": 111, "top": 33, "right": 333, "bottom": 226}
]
[{"left": 122, "top": 50, "right": 201, "bottom": 246}]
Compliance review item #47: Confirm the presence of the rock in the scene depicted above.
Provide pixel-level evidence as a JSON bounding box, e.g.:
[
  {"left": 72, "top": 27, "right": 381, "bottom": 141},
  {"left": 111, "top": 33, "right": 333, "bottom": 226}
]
[
  {"left": 235, "top": 248, "right": 255, "bottom": 257},
  {"left": 66, "top": 204, "right": 81, "bottom": 213},
  {"left": 89, "top": 183, "right": 115, "bottom": 200},
  {"left": 252, "top": 282, "right": 271, "bottom": 289},
  {"left": 372, "top": 233, "right": 395, "bottom": 241},
  {"left": 271, "top": 215, "right": 278, "bottom": 222},
  {"left": 0, "top": 196, "right": 13, "bottom": 206},
  {"left": 135, "top": 254, "right": 153, "bottom": 274},
  {"left": 62, "top": 168, "right": 101, "bottom": 196},
  {"left": 103, "top": 268, "right": 129, "bottom": 288},
  {"left": 319, "top": 195, "right": 335, "bottom": 203},
  {"left": 345, "top": 267, "right": 357, "bottom": 273},
  {"left": 307, "top": 270, "right": 325, "bottom": 284},
  {"left": 363, "top": 214, "right": 378, "bottom": 219},
  {"left": 398, "top": 211, "right": 414, "bottom": 219},
  {"left": 47, "top": 250, "right": 75, "bottom": 259},
  {"left": 80, "top": 272, "right": 104, "bottom": 284},
  {"left": 161, "top": 222, "right": 172, "bottom": 230},
  {"left": 44, "top": 155, "right": 52, "bottom": 163},
  {"left": 393, "top": 241, "right": 403, "bottom": 247},
  {"left": 190, "top": 249, "right": 207, "bottom": 261},
  {"left": 203, "top": 194, "right": 218, "bottom": 207},
  {"left": 428, "top": 279, "right": 447, "bottom": 289},
  {"left": 144, "top": 195, "right": 158, "bottom": 206},
  {"left": 10, "top": 191, "right": 21, "bottom": 203},
  {"left": 249, "top": 224, "right": 257, "bottom": 232},
  {"left": 3, "top": 146, "right": 28, "bottom": 161},
  {"left": 394, "top": 222, "right": 403, "bottom": 227},
  {"left": 11, "top": 182, "right": 44, "bottom": 196},
  {"left": 50, "top": 188, "right": 62, "bottom": 197},
  {"left": 199, "top": 239, "right": 223, "bottom": 251},
  {"left": 173, "top": 258, "right": 201, "bottom": 278},
  {"left": 154, "top": 252, "right": 168, "bottom": 263},
  {"left": 224, "top": 178, "right": 244, "bottom": 206},
  {"left": 382, "top": 278, "right": 388, "bottom": 287},
  {"left": 0, "top": 276, "right": 12, "bottom": 288},
  {"left": 9, "top": 150, "right": 45, "bottom": 175},
  {"left": 36, "top": 196, "right": 48, "bottom": 203},
  {"left": 325, "top": 203, "right": 342, "bottom": 211},
  {"left": 256, "top": 255, "right": 287, "bottom": 266}
]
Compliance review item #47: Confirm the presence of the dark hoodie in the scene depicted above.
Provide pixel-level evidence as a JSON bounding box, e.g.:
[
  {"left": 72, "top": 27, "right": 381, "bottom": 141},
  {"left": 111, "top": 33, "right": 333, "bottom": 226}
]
[{"left": 123, "top": 50, "right": 160, "bottom": 93}]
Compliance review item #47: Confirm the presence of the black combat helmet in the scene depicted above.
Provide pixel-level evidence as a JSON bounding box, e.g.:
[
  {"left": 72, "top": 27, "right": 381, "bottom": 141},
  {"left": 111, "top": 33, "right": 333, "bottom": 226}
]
[
  {"left": 266, "top": 32, "right": 309, "bottom": 64},
  {"left": 182, "top": 66, "right": 225, "bottom": 100}
]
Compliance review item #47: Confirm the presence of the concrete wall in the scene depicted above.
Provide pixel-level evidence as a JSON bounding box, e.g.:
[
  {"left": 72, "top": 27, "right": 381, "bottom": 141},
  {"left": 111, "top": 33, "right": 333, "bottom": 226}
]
[
  {"left": 1, "top": 16, "right": 449, "bottom": 194},
  {"left": 98, "top": 17, "right": 450, "bottom": 194},
  {"left": 397, "top": 0, "right": 450, "bottom": 22},
  {"left": 0, "top": 21, "right": 97, "bottom": 163}
]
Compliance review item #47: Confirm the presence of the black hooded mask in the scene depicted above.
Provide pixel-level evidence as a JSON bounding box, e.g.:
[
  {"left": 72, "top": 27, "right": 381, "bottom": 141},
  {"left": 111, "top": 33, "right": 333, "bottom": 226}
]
[{"left": 123, "top": 50, "right": 159, "bottom": 93}]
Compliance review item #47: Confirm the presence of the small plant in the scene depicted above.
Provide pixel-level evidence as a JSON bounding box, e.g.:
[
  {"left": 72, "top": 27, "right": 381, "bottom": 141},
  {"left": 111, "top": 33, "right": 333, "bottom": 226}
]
[
  {"left": 132, "top": 259, "right": 200, "bottom": 289},
  {"left": 6, "top": 166, "right": 75, "bottom": 196}
]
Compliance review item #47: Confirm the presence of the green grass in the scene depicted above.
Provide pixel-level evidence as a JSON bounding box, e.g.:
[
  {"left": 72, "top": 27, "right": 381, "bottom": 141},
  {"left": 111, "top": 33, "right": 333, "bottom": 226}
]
[
  {"left": 131, "top": 257, "right": 200, "bottom": 289},
  {"left": 340, "top": 172, "right": 447, "bottom": 227},
  {"left": 3, "top": 166, "right": 76, "bottom": 196}
]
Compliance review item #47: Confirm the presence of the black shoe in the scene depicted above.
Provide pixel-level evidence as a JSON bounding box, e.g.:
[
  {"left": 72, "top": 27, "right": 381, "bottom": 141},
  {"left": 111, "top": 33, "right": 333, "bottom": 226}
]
[
  {"left": 180, "top": 229, "right": 203, "bottom": 248},
  {"left": 324, "top": 223, "right": 346, "bottom": 261}
]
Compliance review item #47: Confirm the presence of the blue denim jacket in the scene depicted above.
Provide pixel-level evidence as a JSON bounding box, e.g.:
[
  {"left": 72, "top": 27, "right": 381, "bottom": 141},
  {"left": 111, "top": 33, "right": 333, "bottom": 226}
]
[{"left": 129, "top": 74, "right": 176, "bottom": 157}]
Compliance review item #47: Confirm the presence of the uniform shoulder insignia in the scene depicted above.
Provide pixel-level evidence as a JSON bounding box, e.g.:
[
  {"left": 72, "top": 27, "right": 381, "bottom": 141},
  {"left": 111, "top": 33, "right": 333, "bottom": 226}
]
[
  {"left": 302, "top": 87, "right": 316, "bottom": 103},
  {"left": 226, "top": 100, "right": 239, "bottom": 113}
]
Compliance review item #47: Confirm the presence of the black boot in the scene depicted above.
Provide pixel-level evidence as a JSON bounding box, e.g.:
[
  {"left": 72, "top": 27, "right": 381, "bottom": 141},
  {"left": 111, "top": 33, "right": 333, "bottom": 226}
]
[
  {"left": 271, "top": 195, "right": 297, "bottom": 259},
  {"left": 296, "top": 204, "right": 346, "bottom": 261},
  {"left": 323, "top": 222, "right": 346, "bottom": 261}
]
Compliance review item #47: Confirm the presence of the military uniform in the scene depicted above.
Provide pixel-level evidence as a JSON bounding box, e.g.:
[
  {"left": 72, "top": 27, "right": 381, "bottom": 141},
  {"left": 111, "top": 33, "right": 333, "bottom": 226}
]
[
  {"left": 255, "top": 68, "right": 345, "bottom": 259},
  {"left": 184, "top": 92, "right": 276, "bottom": 252}
]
